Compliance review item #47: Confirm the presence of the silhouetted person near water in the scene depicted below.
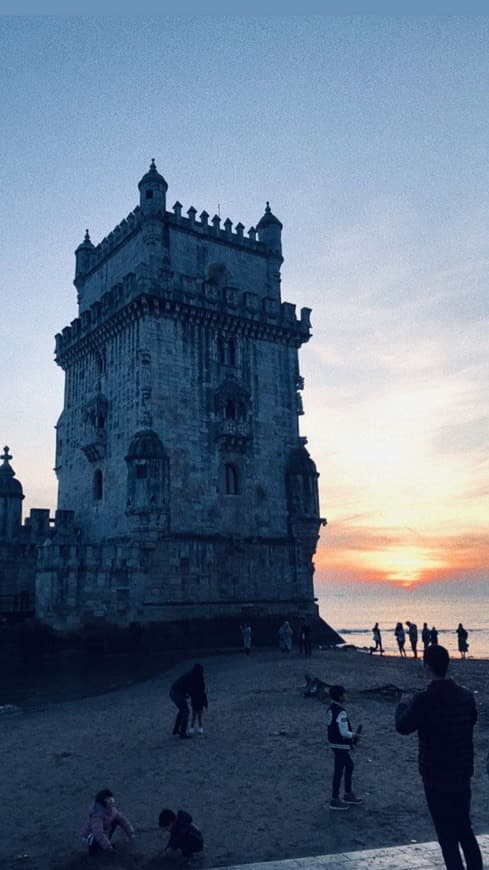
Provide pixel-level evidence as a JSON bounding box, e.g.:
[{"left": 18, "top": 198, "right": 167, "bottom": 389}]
[
  {"left": 394, "top": 622, "right": 407, "bottom": 657},
  {"left": 422, "top": 622, "right": 431, "bottom": 652},
  {"left": 406, "top": 621, "right": 418, "bottom": 658},
  {"left": 370, "top": 622, "right": 383, "bottom": 655},
  {"left": 430, "top": 626, "right": 439, "bottom": 646},
  {"left": 395, "top": 645, "right": 482, "bottom": 870},
  {"left": 457, "top": 623, "right": 469, "bottom": 660}
]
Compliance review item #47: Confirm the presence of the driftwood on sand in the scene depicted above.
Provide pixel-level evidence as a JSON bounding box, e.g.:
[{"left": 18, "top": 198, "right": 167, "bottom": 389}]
[{"left": 304, "top": 673, "right": 407, "bottom": 702}]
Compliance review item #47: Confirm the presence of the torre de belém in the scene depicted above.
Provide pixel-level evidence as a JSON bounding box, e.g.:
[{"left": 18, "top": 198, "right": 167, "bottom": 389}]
[{"left": 1, "top": 161, "right": 337, "bottom": 644}]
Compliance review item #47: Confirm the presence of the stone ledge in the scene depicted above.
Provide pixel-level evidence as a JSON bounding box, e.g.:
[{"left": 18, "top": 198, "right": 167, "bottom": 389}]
[{"left": 206, "top": 833, "right": 489, "bottom": 869}]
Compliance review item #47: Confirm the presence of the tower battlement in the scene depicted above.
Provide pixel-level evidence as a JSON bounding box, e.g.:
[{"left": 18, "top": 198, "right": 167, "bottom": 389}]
[{"left": 75, "top": 161, "right": 284, "bottom": 315}]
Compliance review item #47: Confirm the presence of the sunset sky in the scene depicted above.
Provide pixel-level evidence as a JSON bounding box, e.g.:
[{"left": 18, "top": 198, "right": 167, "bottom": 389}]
[{"left": 1, "top": 16, "right": 488, "bottom": 592}]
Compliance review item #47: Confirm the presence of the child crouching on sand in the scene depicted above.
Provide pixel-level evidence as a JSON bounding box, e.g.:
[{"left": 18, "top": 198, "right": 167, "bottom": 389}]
[
  {"left": 159, "top": 808, "right": 204, "bottom": 864},
  {"left": 82, "top": 788, "right": 135, "bottom": 854}
]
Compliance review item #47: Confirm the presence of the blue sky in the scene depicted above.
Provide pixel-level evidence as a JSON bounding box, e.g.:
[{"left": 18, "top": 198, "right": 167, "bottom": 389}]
[{"left": 1, "top": 16, "right": 488, "bottom": 588}]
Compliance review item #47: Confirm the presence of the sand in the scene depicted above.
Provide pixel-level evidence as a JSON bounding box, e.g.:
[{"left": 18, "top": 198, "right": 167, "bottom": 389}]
[{"left": 1, "top": 646, "right": 488, "bottom": 869}]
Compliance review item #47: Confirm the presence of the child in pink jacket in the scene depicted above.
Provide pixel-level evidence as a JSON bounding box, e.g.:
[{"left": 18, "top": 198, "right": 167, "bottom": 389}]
[{"left": 82, "top": 788, "right": 135, "bottom": 854}]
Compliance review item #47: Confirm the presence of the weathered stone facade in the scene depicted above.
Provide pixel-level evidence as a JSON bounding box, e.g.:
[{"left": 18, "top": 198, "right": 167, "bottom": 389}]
[{"left": 4, "top": 162, "right": 331, "bottom": 638}]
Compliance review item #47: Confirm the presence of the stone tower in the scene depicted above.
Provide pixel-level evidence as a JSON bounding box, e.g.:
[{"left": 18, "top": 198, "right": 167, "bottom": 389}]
[{"left": 42, "top": 162, "right": 326, "bottom": 631}]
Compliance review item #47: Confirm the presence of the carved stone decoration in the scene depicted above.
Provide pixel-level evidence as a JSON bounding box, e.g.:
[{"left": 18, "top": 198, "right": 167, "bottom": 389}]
[
  {"left": 214, "top": 378, "right": 251, "bottom": 451},
  {"left": 80, "top": 394, "right": 108, "bottom": 463},
  {"left": 125, "top": 430, "right": 170, "bottom": 534}
]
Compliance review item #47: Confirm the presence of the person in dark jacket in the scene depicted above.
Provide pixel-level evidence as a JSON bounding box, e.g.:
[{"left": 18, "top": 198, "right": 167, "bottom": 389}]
[
  {"left": 457, "top": 623, "right": 469, "bottom": 660},
  {"left": 159, "top": 808, "right": 204, "bottom": 861},
  {"left": 395, "top": 645, "right": 482, "bottom": 870},
  {"left": 422, "top": 622, "right": 431, "bottom": 652},
  {"left": 326, "top": 684, "right": 362, "bottom": 810},
  {"left": 406, "top": 621, "right": 418, "bottom": 658},
  {"left": 430, "top": 625, "right": 439, "bottom": 645},
  {"left": 370, "top": 622, "right": 383, "bottom": 655},
  {"left": 170, "top": 663, "right": 205, "bottom": 739}
]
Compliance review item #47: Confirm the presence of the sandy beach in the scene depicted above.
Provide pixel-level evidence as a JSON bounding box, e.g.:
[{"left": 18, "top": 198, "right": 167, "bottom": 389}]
[{"left": 2, "top": 646, "right": 488, "bottom": 869}]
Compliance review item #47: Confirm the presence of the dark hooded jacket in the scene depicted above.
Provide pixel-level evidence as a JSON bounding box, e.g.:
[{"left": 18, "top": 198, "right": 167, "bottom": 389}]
[
  {"left": 395, "top": 678, "right": 477, "bottom": 786},
  {"left": 167, "top": 809, "right": 204, "bottom": 856},
  {"left": 171, "top": 665, "right": 205, "bottom": 699}
]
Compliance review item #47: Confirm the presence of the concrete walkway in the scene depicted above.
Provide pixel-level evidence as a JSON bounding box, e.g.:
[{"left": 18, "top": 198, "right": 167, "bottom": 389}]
[{"left": 208, "top": 833, "right": 489, "bottom": 868}]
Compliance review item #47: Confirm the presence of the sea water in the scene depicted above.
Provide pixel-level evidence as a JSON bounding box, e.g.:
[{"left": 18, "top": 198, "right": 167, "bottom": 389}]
[{"left": 318, "top": 581, "right": 489, "bottom": 659}]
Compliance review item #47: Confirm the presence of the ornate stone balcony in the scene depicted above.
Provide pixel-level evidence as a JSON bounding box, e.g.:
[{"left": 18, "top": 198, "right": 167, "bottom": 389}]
[{"left": 215, "top": 419, "right": 251, "bottom": 451}]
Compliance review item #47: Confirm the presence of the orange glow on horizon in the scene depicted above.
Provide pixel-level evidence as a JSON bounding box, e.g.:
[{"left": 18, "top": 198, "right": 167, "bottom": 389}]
[{"left": 314, "top": 525, "right": 489, "bottom": 588}]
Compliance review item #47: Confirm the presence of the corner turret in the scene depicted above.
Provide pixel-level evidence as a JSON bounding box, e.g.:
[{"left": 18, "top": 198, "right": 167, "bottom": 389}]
[
  {"left": 257, "top": 202, "right": 283, "bottom": 256},
  {"left": 0, "top": 446, "right": 24, "bottom": 539},
  {"left": 74, "top": 229, "right": 95, "bottom": 285},
  {"left": 138, "top": 158, "right": 168, "bottom": 216}
]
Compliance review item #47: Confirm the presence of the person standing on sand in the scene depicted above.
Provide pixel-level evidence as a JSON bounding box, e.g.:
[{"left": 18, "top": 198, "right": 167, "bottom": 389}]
[
  {"left": 394, "top": 622, "right": 407, "bottom": 657},
  {"left": 406, "top": 621, "right": 418, "bottom": 658},
  {"left": 170, "top": 663, "right": 205, "bottom": 739},
  {"left": 278, "top": 620, "right": 293, "bottom": 652},
  {"left": 326, "top": 684, "right": 362, "bottom": 810},
  {"left": 188, "top": 670, "right": 208, "bottom": 735},
  {"left": 370, "top": 622, "right": 384, "bottom": 655},
  {"left": 457, "top": 623, "right": 469, "bottom": 660},
  {"left": 430, "top": 625, "right": 439, "bottom": 646},
  {"left": 302, "top": 619, "right": 312, "bottom": 656},
  {"left": 395, "top": 645, "right": 482, "bottom": 870},
  {"left": 422, "top": 622, "right": 431, "bottom": 652},
  {"left": 240, "top": 622, "right": 252, "bottom": 656}
]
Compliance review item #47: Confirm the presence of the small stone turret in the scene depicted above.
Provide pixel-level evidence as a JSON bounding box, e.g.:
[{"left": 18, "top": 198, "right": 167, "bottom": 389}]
[
  {"left": 0, "top": 446, "right": 24, "bottom": 539},
  {"left": 74, "top": 229, "right": 95, "bottom": 284},
  {"left": 257, "top": 202, "right": 283, "bottom": 256},
  {"left": 138, "top": 158, "right": 168, "bottom": 216}
]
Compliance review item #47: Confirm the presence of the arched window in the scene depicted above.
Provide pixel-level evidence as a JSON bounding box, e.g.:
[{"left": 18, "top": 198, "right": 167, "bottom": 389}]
[
  {"left": 225, "top": 399, "right": 236, "bottom": 420},
  {"left": 228, "top": 337, "right": 236, "bottom": 366},
  {"left": 145, "top": 189, "right": 153, "bottom": 199},
  {"left": 225, "top": 463, "right": 239, "bottom": 495},
  {"left": 93, "top": 469, "right": 103, "bottom": 501}
]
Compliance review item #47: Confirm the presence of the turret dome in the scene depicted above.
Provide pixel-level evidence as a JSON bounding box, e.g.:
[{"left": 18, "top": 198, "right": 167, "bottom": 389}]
[
  {"left": 138, "top": 158, "right": 168, "bottom": 192},
  {"left": 125, "top": 430, "right": 166, "bottom": 461},
  {"left": 287, "top": 445, "right": 318, "bottom": 477},
  {"left": 256, "top": 202, "right": 283, "bottom": 256},
  {"left": 138, "top": 159, "right": 168, "bottom": 215},
  {"left": 0, "top": 446, "right": 24, "bottom": 498},
  {"left": 256, "top": 201, "right": 283, "bottom": 230}
]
